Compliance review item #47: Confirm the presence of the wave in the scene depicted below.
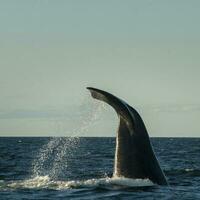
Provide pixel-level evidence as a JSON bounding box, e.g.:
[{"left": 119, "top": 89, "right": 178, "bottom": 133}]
[
  {"left": 1, "top": 176, "right": 154, "bottom": 191},
  {"left": 166, "top": 168, "right": 200, "bottom": 176}
]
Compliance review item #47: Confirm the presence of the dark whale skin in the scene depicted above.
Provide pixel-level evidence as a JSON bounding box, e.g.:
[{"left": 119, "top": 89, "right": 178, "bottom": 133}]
[{"left": 87, "top": 87, "right": 168, "bottom": 186}]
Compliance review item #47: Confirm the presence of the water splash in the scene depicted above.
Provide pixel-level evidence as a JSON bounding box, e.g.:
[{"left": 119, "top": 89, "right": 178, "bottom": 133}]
[
  {"left": 4, "top": 176, "right": 154, "bottom": 190},
  {"left": 32, "top": 96, "right": 106, "bottom": 179}
]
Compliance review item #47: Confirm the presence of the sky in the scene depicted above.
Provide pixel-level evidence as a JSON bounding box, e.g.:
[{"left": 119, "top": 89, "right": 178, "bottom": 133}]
[{"left": 0, "top": 0, "right": 200, "bottom": 137}]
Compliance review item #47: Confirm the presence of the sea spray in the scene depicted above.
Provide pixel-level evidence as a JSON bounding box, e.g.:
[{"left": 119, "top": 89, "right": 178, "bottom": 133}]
[{"left": 32, "top": 96, "right": 106, "bottom": 179}]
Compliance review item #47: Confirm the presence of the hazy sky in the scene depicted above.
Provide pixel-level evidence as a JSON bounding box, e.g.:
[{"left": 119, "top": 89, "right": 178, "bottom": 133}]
[{"left": 0, "top": 1, "right": 200, "bottom": 137}]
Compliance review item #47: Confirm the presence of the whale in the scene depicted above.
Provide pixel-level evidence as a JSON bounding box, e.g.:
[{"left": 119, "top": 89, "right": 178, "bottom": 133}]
[{"left": 87, "top": 87, "right": 168, "bottom": 185}]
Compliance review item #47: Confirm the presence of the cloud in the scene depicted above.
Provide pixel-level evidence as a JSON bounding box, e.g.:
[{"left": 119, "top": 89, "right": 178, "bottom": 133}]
[{"left": 142, "top": 104, "right": 200, "bottom": 113}]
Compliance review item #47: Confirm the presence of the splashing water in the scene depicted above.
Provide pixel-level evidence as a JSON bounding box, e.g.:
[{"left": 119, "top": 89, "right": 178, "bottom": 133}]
[
  {"left": 28, "top": 94, "right": 155, "bottom": 193},
  {"left": 21, "top": 95, "right": 155, "bottom": 192},
  {"left": 32, "top": 96, "right": 106, "bottom": 179},
  {"left": 4, "top": 176, "right": 154, "bottom": 190}
]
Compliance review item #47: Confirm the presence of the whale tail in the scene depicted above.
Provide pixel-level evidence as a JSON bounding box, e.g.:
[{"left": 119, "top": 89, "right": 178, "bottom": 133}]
[{"left": 87, "top": 87, "right": 168, "bottom": 185}]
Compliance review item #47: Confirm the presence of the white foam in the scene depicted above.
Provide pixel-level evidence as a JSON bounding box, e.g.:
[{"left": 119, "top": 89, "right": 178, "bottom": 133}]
[
  {"left": 109, "top": 176, "right": 154, "bottom": 187},
  {"left": 185, "top": 168, "right": 194, "bottom": 172},
  {"left": 8, "top": 176, "right": 52, "bottom": 189},
  {"left": 6, "top": 176, "right": 154, "bottom": 190}
]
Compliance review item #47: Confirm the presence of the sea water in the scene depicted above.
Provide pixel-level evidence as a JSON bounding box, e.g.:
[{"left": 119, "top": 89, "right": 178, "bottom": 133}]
[{"left": 0, "top": 137, "right": 200, "bottom": 199}]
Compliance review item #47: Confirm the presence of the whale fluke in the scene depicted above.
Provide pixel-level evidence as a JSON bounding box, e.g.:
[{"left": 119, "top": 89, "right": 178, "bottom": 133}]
[{"left": 87, "top": 87, "right": 168, "bottom": 185}]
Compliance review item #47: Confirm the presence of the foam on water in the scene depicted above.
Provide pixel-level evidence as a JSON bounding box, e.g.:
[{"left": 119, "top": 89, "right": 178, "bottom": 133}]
[{"left": 4, "top": 176, "right": 154, "bottom": 190}]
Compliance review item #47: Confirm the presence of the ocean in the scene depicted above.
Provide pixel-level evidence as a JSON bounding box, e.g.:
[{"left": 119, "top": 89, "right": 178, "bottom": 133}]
[{"left": 0, "top": 137, "right": 200, "bottom": 199}]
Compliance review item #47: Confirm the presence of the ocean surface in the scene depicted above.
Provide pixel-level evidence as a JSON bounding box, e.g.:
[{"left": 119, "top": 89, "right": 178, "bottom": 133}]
[{"left": 0, "top": 137, "right": 200, "bottom": 199}]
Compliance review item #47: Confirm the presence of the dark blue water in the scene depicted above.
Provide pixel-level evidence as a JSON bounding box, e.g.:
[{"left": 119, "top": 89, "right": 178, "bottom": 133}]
[{"left": 0, "top": 137, "right": 200, "bottom": 199}]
